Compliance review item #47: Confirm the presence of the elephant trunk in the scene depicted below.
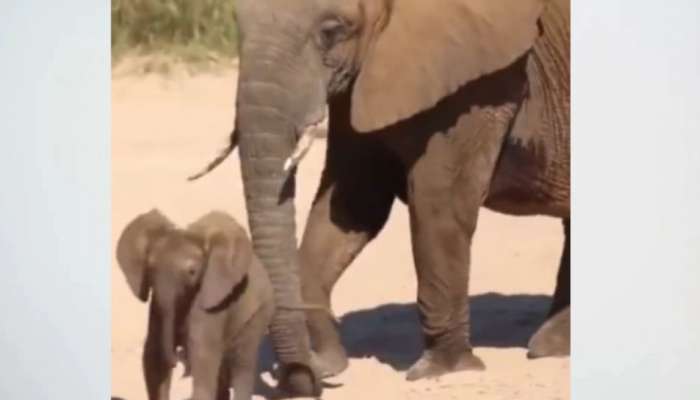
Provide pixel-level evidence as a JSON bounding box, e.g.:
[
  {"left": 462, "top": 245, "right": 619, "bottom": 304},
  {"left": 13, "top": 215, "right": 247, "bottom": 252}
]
[
  {"left": 235, "top": 54, "right": 313, "bottom": 369},
  {"left": 159, "top": 307, "right": 178, "bottom": 368}
]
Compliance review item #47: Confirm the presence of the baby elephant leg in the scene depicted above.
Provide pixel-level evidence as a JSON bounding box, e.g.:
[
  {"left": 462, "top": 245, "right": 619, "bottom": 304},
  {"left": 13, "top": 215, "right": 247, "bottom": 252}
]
[
  {"left": 189, "top": 343, "right": 225, "bottom": 400},
  {"left": 188, "top": 312, "right": 228, "bottom": 400},
  {"left": 230, "top": 305, "right": 274, "bottom": 400}
]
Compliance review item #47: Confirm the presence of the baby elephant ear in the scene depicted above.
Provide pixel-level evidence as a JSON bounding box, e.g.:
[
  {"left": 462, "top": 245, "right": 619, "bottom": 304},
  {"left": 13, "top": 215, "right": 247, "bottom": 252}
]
[
  {"left": 187, "top": 211, "right": 253, "bottom": 311},
  {"left": 116, "top": 209, "right": 174, "bottom": 302}
]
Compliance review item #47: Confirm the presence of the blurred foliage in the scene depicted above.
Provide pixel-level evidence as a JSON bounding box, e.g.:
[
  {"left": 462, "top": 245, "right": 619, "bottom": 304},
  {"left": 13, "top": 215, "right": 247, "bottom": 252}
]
[{"left": 112, "top": 0, "right": 238, "bottom": 67}]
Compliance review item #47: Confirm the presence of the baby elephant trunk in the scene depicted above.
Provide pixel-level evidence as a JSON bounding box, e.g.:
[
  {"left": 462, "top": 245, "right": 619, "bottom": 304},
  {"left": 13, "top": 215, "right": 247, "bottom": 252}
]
[{"left": 160, "top": 309, "right": 178, "bottom": 368}]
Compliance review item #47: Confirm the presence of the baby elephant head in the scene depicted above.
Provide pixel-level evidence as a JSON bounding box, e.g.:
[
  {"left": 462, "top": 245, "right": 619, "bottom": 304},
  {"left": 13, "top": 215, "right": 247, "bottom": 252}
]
[
  {"left": 116, "top": 209, "right": 253, "bottom": 365},
  {"left": 116, "top": 209, "right": 253, "bottom": 309}
]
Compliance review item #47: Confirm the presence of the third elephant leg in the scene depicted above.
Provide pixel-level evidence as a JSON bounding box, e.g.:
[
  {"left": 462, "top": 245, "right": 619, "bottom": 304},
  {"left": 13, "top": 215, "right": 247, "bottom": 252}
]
[
  {"left": 548, "top": 218, "right": 570, "bottom": 319},
  {"left": 527, "top": 217, "right": 570, "bottom": 358},
  {"left": 395, "top": 101, "right": 515, "bottom": 382},
  {"left": 299, "top": 135, "right": 400, "bottom": 377}
]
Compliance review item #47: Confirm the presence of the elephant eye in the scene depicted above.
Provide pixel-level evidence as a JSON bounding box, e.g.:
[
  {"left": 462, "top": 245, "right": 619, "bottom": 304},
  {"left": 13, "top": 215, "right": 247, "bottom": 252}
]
[
  {"left": 181, "top": 260, "right": 199, "bottom": 281},
  {"left": 317, "top": 17, "right": 350, "bottom": 50}
]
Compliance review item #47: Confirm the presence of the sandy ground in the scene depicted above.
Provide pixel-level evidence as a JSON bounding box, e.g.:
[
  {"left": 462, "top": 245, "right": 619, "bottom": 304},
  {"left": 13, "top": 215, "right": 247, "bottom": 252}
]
[{"left": 111, "top": 67, "right": 569, "bottom": 400}]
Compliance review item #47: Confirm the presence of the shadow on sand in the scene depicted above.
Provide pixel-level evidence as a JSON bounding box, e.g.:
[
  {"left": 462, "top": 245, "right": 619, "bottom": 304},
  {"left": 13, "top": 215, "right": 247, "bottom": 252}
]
[
  {"left": 115, "top": 293, "right": 553, "bottom": 398},
  {"left": 114, "top": 293, "right": 551, "bottom": 398},
  {"left": 258, "top": 292, "right": 551, "bottom": 377}
]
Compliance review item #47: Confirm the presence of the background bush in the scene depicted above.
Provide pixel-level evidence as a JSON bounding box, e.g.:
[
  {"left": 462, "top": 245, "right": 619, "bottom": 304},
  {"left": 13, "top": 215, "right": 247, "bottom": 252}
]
[{"left": 112, "top": 0, "right": 238, "bottom": 65}]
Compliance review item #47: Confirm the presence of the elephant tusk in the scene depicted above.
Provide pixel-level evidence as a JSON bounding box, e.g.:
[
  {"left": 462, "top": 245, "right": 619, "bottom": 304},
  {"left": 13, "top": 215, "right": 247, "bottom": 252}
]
[
  {"left": 283, "top": 130, "right": 315, "bottom": 172},
  {"left": 283, "top": 112, "right": 329, "bottom": 172}
]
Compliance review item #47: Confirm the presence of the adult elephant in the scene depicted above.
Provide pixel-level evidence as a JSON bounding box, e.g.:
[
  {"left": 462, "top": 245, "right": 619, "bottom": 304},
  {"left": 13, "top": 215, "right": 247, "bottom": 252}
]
[{"left": 194, "top": 0, "right": 569, "bottom": 396}]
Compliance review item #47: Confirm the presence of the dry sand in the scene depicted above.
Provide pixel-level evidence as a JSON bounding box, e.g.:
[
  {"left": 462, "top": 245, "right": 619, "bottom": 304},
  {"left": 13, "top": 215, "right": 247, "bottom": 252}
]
[{"left": 111, "top": 67, "right": 569, "bottom": 400}]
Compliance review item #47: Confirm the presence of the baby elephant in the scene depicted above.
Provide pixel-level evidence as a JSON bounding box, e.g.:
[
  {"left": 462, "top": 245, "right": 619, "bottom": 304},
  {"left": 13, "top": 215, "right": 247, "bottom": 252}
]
[{"left": 116, "top": 209, "right": 274, "bottom": 400}]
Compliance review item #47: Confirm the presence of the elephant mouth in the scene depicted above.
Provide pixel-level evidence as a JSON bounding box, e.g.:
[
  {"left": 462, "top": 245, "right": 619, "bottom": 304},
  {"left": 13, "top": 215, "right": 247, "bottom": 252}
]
[{"left": 283, "top": 107, "right": 329, "bottom": 172}]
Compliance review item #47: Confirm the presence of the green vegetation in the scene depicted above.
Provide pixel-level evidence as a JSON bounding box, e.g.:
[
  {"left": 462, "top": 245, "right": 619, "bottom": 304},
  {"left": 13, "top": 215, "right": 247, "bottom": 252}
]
[{"left": 112, "top": 0, "right": 238, "bottom": 71}]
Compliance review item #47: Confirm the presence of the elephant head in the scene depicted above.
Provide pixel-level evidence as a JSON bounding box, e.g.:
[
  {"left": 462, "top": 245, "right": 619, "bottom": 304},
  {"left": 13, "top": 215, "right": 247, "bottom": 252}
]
[
  {"left": 116, "top": 209, "right": 252, "bottom": 367},
  {"left": 209, "top": 0, "right": 545, "bottom": 394}
]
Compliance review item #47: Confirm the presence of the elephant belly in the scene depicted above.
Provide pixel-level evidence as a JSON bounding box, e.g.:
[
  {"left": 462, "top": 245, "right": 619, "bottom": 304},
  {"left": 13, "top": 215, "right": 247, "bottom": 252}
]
[
  {"left": 483, "top": 136, "right": 569, "bottom": 218},
  {"left": 484, "top": 21, "right": 570, "bottom": 219}
]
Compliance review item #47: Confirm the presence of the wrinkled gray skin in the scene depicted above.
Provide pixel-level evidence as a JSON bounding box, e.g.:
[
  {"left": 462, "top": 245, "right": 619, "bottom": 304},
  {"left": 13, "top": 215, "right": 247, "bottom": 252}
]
[
  {"left": 213, "top": 0, "right": 570, "bottom": 396},
  {"left": 116, "top": 210, "right": 274, "bottom": 400}
]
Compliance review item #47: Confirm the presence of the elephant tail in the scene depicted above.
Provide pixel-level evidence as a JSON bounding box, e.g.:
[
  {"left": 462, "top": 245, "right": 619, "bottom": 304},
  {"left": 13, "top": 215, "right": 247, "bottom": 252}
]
[{"left": 187, "top": 128, "right": 238, "bottom": 181}]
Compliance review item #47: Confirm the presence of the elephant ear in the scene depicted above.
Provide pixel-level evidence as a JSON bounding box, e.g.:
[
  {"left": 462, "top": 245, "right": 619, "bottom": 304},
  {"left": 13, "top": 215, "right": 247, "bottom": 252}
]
[
  {"left": 187, "top": 211, "right": 252, "bottom": 311},
  {"left": 351, "top": 0, "right": 545, "bottom": 133},
  {"left": 116, "top": 209, "right": 174, "bottom": 302}
]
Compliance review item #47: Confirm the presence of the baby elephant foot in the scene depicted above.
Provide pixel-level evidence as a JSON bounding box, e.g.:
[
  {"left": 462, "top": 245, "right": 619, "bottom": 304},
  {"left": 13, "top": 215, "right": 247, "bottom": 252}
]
[
  {"left": 311, "top": 347, "right": 348, "bottom": 378},
  {"left": 406, "top": 348, "right": 485, "bottom": 381},
  {"left": 527, "top": 307, "right": 570, "bottom": 359}
]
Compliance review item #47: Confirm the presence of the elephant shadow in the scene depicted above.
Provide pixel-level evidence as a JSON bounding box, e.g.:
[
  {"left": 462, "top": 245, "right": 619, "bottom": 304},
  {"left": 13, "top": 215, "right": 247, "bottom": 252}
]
[
  {"left": 112, "top": 290, "right": 547, "bottom": 400},
  {"left": 339, "top": 292, "right": 551, "bottom": 371},
  {"left": 257, "top": 292, "right": 551, "bottom": 378}
]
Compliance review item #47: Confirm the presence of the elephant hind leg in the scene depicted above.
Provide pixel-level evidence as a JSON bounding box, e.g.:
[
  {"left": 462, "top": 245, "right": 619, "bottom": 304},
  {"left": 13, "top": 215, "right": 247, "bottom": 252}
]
[
  {"left": 528, "top": 217, "right": 570, "bottom": 358},
  {"left": 528, "top": 306, "right": 570, "bottom": 358},
  {"left": 549, "top": 218, "right": 570, "bottom": 318}
]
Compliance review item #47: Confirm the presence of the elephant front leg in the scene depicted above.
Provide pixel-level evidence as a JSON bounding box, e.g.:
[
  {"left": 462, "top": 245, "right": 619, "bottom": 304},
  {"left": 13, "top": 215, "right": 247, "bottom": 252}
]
[
  {"left": 528, "top": 218, "right": 571, "bottom": 358},
  {"left": 399, "top": 112, "right": 510, "bottom": 381},
  {"left": 401, "top": 153, "right": 488, "bottom": 380},
  {"left": 403, "top": 177, "right": 486, "bottom": 381},
  {"left": 299, "top": 150, "right": 397, "bottom": 377}
]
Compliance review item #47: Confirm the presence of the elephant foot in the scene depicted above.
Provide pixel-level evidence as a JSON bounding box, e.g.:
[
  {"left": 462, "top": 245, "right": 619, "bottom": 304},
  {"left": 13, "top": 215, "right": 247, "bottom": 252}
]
[
  {"left": 406, "top": 348, "right": 485, "bottom": 381},
  {"left": 307, "top": 310, "right": 349, "bottom": 377},
  {"left": 527, "top": 307, "right": 570, "bottom": 359},
  {"left": 276, "top": 363, "right": 322, "bottom": 398},
  {"left": 311, "top": 346, "right": 349, "bottom": 378}
]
